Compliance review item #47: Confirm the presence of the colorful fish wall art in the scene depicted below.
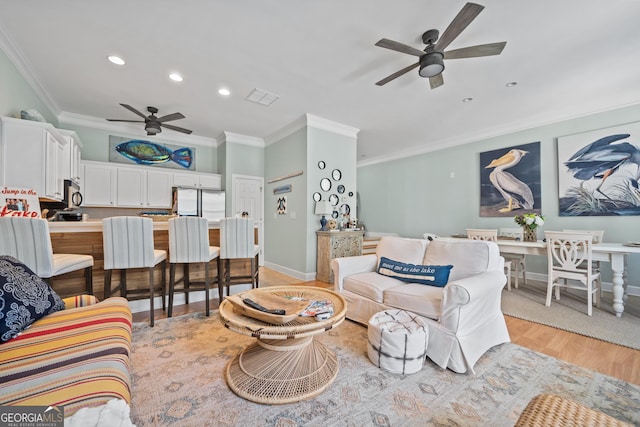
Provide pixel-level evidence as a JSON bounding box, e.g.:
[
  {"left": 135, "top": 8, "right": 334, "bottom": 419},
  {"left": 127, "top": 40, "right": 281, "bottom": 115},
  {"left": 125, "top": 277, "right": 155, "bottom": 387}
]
[{"left": 108, "top": 136, "right": 196, "bottom": 170}]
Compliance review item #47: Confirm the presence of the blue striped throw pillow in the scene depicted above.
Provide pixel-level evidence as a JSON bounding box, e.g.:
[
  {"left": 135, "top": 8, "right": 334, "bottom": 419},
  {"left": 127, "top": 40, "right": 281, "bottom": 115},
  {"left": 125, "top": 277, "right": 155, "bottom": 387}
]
[{"left": 378, "top": 257, "right": 453, "bottom": 287}]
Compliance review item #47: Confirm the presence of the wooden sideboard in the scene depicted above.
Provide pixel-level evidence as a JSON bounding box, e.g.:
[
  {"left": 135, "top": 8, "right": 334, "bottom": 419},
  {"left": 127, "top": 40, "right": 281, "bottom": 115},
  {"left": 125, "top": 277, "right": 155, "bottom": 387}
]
[{"left": 316, "top": 230, "right": 364, "bottom": 283}]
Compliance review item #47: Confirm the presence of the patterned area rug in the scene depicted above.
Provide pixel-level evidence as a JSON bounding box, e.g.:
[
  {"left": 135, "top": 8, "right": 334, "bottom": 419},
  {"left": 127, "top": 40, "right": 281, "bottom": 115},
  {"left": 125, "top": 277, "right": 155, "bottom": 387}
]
[
  {"left": 502, "top": 281, "right": 640, "bottom": 350},
  {"left": 130, "top": 312, "right": 640, "bottom": 426}
]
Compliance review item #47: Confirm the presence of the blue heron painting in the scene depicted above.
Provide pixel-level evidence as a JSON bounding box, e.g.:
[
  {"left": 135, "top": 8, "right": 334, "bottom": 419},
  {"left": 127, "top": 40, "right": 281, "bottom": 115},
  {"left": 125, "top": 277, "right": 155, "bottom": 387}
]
[{"left": 558, "top": 125, "right": 640, "bottom": 216}]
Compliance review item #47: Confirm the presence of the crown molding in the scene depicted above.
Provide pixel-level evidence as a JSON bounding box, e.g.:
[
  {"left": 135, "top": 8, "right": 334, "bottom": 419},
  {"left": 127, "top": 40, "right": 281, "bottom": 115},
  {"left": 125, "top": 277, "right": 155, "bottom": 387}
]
[
  {"left": 0, "top": 26, "right": 61, "bottom": 117},
  {"left": 58, "top": 111, "right": 217, "bottom": 147},
  {"left": 265, "top": 113, "right": 359, "bottom": 145},
  {"left": 357, "top": 100, "right": 640, "bottom": 168},
  {"left": 217, "top": 131, "right": 264, "bottom": 148}
]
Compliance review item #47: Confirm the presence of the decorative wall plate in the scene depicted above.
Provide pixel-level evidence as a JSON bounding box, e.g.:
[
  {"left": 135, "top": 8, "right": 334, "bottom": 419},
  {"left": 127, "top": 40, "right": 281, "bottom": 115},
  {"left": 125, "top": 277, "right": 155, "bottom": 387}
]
[
  {"left": 337, "top": 184, "right": 345, "bottom": 194},
  {"left": 318, "top": 161, "right": 326, "bottom": 170},
  {"left": 348, "top": 191, "right": 354, "bottom": 197},
  {"left": 332, "top": 169, "right": 342, "bottom": 181},
  {"left": 320, "top": 178, "right": 331, "bottom": 191},
  {"left": 329, "top": 194, "right": 339, "bottom": 206},
  {"left": 332, "top": 211, "right": 339, "bottom": 218},
  {"left": 313, "top": 192, "right": 321, "bottom": 202},
  {"left": 340, "top": 203, "right": 351, "bottom": 215}
]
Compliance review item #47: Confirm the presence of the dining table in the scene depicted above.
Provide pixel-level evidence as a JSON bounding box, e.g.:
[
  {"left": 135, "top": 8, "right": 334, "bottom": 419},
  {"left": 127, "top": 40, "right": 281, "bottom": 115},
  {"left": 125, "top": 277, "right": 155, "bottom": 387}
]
[{"left": 483, "top": 238, "right": 640, "bottom": 318}]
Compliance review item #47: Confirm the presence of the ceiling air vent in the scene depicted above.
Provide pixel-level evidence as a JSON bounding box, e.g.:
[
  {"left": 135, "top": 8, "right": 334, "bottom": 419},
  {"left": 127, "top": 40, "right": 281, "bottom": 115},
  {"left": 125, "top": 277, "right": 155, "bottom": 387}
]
[{"left": 246, "top": 88, "right": 279, "bottom": 106}]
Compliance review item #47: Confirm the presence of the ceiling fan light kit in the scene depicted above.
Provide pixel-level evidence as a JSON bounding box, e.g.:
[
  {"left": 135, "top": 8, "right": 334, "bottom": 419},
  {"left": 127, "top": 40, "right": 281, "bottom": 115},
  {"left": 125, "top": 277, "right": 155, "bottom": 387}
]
[
  {"left": 374, "top": 2, "right": 506, "bottom": 89},
  {"left": 419, "top": 52, "right": 445, "bottom": 78}
]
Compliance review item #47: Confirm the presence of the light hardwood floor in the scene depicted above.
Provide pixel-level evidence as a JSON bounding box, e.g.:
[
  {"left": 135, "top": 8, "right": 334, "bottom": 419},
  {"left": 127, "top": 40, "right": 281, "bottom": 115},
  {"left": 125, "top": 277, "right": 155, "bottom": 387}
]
[{"left": 134, "top": 267, "right": 640, "bottom": 386}]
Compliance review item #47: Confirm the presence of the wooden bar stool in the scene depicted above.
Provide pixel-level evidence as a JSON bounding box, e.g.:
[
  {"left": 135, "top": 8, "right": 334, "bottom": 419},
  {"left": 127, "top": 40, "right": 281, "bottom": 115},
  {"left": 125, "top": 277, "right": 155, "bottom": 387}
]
[
  {"left": 219, "top": 217, "right": 259, "bottom": 298},
  {"left": 167, "top": 216, "right": 221, "bottom": 317},
  {"left": 0, "top": 217, "right": 94, "bottom": 295},
  {"left": 102, "top": 216, "right": 167, "bottom": 326}
]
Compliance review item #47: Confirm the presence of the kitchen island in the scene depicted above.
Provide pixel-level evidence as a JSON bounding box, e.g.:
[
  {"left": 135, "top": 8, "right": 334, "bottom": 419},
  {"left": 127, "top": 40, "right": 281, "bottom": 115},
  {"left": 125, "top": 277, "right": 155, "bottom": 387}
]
[{"left": 48, "top": 220, "right": 258, "bottom": 299}]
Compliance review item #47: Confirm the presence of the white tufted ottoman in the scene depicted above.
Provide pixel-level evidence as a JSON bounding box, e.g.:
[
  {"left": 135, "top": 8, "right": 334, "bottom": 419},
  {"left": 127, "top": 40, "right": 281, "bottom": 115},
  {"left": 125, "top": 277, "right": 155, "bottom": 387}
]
[{"left": 367, "top": 309, "right": 429, "bottom": 375}]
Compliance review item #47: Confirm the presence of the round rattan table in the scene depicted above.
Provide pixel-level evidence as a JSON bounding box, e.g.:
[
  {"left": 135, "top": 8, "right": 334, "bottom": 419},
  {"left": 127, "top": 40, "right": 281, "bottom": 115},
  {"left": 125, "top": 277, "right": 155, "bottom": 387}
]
[{"left": 218, "top": 286, "right": 347, "bottom": 404}]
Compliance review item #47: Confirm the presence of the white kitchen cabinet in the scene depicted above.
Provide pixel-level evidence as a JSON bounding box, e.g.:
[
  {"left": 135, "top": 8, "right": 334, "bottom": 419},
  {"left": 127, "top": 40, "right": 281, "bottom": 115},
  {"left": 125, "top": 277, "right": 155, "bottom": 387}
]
[
  {"left": 82, "top": 161, "right": 116, "bottom": 206},
  {"left": 173, "top": 171, "right": 221, "bottom": 189},
  {"left": 0, "top": 116, "right": 67, "bottom": 201},
  {"left": 146, "top": 170, "right": 173, "bottom": 208},
  {"left": 116, "top": 167, "right": 146, "bottom": 207},
  {"left": 59, "top": 130, "right": 82, "bottom": 185}
]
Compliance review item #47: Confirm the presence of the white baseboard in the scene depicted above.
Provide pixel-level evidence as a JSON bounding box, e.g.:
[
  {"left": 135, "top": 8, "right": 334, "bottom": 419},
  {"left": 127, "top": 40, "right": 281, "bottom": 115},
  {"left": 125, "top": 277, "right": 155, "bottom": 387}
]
[{"left": 262, "top": 261, "right": 316, "bottom": 282}]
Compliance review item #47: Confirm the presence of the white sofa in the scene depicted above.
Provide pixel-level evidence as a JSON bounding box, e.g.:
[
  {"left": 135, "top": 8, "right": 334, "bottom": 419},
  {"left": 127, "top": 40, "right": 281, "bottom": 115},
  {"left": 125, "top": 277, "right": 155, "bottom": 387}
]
[{"left": 331, "top": 236, "right": 510, "bottom": 374}]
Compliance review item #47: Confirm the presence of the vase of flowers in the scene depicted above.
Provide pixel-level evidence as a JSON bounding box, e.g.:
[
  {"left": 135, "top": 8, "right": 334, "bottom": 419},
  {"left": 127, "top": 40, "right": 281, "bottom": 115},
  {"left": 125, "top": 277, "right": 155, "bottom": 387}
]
[{"left": 514, "top": 213, "right": 544, "bottom": 242}]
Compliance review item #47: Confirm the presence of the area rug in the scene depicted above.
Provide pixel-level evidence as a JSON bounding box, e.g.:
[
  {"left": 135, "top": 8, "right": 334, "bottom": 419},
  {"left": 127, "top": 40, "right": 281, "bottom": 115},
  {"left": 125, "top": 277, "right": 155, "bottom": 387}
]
[
  {"left": 501, "top": 281, "right": 640, "bottom": 350},
  {"left": 129, "top": 312, "right": 640, "bottom": 426}
]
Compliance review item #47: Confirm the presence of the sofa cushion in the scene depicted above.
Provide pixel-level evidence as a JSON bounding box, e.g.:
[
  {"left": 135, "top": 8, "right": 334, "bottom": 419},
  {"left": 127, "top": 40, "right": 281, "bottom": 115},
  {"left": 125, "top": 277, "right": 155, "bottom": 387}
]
[
  {"left": 344, "top": 272, "right": 405, "bottom": 303},
  {"left": 423, "top": 239, "right": 496, "bottom": 281},
  {"left": 0, "top": 256, "right": 65, "bottom": 343},
  {"left": 0, "top": 297, "right": 132, "bottom": 416},
  {"left": 378, "top": 257, "right": 453, "bottom": 287},
  {"left": 383, "top": 283, "right": 444, "bottom": 320},
  {"left": 376, "top": 236, "right": 428, "bottom": 266}
]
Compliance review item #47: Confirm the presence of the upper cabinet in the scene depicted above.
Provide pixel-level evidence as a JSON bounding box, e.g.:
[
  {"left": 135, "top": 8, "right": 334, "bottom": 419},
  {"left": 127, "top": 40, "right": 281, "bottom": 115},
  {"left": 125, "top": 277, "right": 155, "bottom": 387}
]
[
  {"left": 0, "top": 116, "right": 68, "bottom": 201},
  {"left": 81, "top": 160, "right": 217, "bottom": 208},
  {"left": 59, "top": 130, "right": 83, "bottom": 185},
  {"left": 173, "top": 171, "right": 221, "bottom": 189}
]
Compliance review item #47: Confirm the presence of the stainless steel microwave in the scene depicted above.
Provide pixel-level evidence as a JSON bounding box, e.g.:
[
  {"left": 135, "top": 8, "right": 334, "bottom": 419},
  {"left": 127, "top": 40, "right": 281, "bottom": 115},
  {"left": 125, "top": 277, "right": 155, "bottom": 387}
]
[{"left": 64, "top": 179, "right": 83, "bottom": 209}]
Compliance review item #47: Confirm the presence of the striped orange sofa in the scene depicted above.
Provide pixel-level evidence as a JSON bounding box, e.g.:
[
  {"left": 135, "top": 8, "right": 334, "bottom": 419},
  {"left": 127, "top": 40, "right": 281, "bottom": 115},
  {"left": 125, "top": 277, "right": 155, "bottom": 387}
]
[{"left": 0, "top": 295, "right": 132, "bottom": 417}]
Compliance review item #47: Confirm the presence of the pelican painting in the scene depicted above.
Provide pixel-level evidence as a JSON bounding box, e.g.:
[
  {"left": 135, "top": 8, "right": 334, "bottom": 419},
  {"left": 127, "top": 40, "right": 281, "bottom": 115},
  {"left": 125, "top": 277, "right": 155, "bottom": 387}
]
[
  {"left": 558, "top": 124, "right": 640, "bottom": 216},
  {"left": 485, "top": 149, "right": 534, "bottom": 212},
  {"left": 480, "top": 142, "right": 541, "bottom": 217}
]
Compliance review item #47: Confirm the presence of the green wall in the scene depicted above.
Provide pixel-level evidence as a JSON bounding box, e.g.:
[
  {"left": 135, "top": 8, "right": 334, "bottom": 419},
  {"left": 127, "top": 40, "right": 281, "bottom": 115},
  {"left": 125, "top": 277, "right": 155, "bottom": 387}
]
[
  {"left": 264, "top": 128, "right": 308, "bottom": 274},
  {"left": 220, "top": 140, "right": 265, "bottom": 214},
  {"left": 357, "top": 103, "right": 640, "bottom": 288},
  {"left": 0, "top": 47, "right": 57, "bottom": 124}
]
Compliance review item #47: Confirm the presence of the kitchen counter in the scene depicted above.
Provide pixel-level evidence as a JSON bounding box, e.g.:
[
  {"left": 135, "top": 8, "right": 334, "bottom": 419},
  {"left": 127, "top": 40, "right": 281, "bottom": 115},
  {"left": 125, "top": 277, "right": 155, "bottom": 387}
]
[{"left": 48, "top": 219, "right": 222, "bottom": 233}]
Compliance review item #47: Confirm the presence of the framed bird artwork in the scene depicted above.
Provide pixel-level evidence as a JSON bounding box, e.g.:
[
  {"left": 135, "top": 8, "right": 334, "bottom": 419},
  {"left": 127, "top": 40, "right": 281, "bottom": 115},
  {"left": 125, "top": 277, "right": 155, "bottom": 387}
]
[
  {"left": 479, "top": 142, "right": 542, "bottom": 217},
  {"left": 558, "top": 122, "right": 640, "bottom": 216}
]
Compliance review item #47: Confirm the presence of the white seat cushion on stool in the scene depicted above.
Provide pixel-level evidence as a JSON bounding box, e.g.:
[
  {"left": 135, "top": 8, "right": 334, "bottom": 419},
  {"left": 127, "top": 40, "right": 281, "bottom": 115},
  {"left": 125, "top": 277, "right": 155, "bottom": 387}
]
[{"left": 367, "top": 309, "right": 429, "bottom": 375}]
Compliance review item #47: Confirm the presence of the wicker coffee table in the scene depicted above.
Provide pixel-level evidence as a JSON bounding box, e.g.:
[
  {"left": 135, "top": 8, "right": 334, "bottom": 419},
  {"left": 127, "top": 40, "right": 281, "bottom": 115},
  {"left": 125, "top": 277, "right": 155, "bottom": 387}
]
[{"left": 218, "top": 286, "right": 347, "bottom": 404}]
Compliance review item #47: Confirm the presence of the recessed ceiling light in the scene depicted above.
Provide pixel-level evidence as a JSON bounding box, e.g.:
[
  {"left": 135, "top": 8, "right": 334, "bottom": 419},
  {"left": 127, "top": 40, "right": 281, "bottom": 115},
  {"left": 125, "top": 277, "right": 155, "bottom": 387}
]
[
  {"left": 506, "top": 82, "right": 518, "bottom": 87},
  {"left": 107, "top": 55, "right": 125, "bottom": 65},
  {"left": 462, "top": 97, "right": 473, "bottom": 103},
  {"left": 169, "top": 73, "right": 183, "bottom": 82},
  {"left": 218, "top": 88, "right": 231, "bottom": 96}
]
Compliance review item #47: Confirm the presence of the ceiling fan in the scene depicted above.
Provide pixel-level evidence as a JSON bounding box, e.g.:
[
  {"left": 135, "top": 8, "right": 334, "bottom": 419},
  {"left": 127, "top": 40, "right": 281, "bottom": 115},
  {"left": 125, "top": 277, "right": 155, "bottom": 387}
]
[
  {"left": 375, "top": 2, "right": 506, "bottom": 89},
  {"left": 106, "top": 103, "right": 192, "bottom": 135}
]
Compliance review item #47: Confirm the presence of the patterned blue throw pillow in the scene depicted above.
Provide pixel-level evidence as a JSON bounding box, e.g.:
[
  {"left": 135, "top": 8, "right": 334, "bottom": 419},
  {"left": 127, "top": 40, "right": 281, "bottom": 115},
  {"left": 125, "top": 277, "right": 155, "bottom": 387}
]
[
  {"left": 0, "top": 256, "right": 65, "bottom": 343},
  {"left": 378, "top": 257, "right": 453, "bottom": 287}
]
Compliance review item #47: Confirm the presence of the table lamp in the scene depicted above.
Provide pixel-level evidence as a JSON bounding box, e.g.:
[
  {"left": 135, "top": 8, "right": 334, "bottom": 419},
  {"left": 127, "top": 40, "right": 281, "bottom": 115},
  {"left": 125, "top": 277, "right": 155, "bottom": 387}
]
[{"left": 314, "top": 200, "right": 332, "bottom": 231}]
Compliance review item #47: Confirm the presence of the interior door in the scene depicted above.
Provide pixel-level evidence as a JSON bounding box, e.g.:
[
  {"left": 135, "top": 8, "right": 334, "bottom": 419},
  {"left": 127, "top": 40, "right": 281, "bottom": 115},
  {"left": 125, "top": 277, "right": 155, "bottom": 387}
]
[{"left": 232, "top": 174, "right": 264, "bottom": 265}]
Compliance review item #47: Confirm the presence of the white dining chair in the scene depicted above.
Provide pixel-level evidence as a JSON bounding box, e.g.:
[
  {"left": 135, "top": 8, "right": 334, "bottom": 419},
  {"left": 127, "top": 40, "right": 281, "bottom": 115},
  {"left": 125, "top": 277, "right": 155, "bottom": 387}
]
[
  {"left": 168, "top": 216, "right": 221, "bottom": 317},
  {"left": 102, "top": 216, "right": 167, "bottom": 326},
  {"left": 0, "top": 217, "right": 94, "bottom": 295},
  {"left": 466, "top": 228, "right": 514, "bottom": 291},
  {"left": 545, "top": 231, "right": 601, "bottom": 316},
  {"left": 499, "top": 227, "right": 527, "bottom": 289},
  {"left": 219, "top": 217, "right": 259, "bottom": 297}
]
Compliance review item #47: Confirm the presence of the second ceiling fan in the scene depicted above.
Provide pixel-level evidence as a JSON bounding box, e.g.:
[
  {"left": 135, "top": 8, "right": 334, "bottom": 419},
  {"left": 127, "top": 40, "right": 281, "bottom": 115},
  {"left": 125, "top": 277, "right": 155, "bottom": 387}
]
[{"left": 375, "top": 2, "right": 506, "bottom": 89}]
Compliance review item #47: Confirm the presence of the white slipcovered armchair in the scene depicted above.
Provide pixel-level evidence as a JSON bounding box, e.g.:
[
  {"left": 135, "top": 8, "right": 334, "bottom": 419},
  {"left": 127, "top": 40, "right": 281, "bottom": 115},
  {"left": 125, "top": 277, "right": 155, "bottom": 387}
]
[{"left": 331, "top": 236, "right": 510, "bottom": 373}]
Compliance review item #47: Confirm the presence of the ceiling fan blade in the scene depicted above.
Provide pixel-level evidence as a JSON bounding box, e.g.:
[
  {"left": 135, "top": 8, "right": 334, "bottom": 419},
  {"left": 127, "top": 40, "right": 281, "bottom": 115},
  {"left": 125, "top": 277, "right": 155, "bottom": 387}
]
[
  {"left": 375, "top": 38, "right": 425, "bottom": 57},
  {"left": 162, "top": 123, "right": 193, "bottom": 134},
  {"left": 375, "top": 62, "right": 420, "bottom": 86},
  {"left": 119, "top": 103, "right": 148, "bottom": 119},
  {"left": 429, "top": 74, "right": 444, "bottom": 89},
  {"left": 106, "top": 119, "right": 145, "bottom": 123},
  {"left": 156, "top": 112, "right": 185, "bottom": 123},
  {"left": 434, "top": 2, "right": 485, "bottom": 52},
  {"left": 444, "top": 42, "right": 506, "bottom": 59}
]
